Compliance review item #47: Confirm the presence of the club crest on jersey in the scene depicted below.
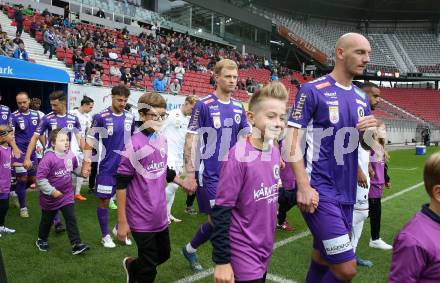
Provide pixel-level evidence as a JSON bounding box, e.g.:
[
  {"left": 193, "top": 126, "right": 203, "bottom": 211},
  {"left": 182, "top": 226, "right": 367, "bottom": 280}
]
[
  {"left": 273, "top": 164, "right": 280, "bottom": 179},
  {"left": 1, "top": 114, "right": 6, "bottom": 120},
  {"left": 234, "top": 113, "right": 241, "bottom": 124},
  {"left": 124, "top": 122, "right": 131, "bottom": 131},
  {"left": 213, "top": 116, "right": 221, "bottom": 129},
  {"left": 67, "top": 123, "right": 74, "bottom": 130},
  {"left": 329, "top": 106, "right": 339, "bottom": 124},
  {"left": 66, "top": 158, "right": 73, "bottom": 170},
  {"left": 160, "top": 148, "right": 166, "bottom": 158},
  {"left": 32, "top": 119, "right": 38, "bottom": 126},
  {"left": 51, "top": 124, "right": 57, "bottom": 130},
  {"left": 19, "top": 122, "right": 25, "bottom": 130},
  {"left": 107, "top": 125, "right": 114, "bottom": 135},
  {"left": 357, "top": 106, "right": 365, "bottom": 118}
]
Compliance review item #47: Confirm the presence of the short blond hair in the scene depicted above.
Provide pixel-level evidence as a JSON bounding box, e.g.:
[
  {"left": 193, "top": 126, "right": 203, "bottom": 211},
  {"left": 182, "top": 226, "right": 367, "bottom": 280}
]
[
  {"left": 185, "top": 95, "right": 199, "bottom": 105},
  {"left": 248, "top": 81, "right": 288, "bottom": 111},
  {"left": 214, "top": 59, "right": 238, "bottom": 75},
  {"left": 424, "top": 152, "right": 440, "bottom": 197}
]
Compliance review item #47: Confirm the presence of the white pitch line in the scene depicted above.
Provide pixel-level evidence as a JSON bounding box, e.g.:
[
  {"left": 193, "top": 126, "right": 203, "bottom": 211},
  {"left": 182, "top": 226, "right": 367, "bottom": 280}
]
[
  {"left": 389, "top": 167, "right": 418, "bottom": 171},
  {"left": 267, "top": 273, "right": 298, "bottom": 283},
  {"left": 173, "top": 181, "right": 424, "bottom": 283}
]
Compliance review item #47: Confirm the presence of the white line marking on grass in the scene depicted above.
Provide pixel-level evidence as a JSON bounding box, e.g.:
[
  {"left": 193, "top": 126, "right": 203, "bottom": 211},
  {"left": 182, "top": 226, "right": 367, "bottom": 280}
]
[
  {"left": 267, "top": 273, "right": 298, "bottom": 283},
  {"left": 389, "top": 167, "right": 418, "bottom": 171},
  {"left": 174, "top": 181, "right": 424, "bottom": 283},
  {"left": 382, "top": 182, "right": 424, "bottom": 202},
  {"left": 174, "top": 268, "right": 214, "bottom": 283}
]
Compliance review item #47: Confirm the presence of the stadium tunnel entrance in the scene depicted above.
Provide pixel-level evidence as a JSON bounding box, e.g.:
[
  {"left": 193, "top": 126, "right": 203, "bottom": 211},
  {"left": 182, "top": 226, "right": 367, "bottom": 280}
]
[{"left": 0, "top": 56, "right": 69, "bottom": 113}]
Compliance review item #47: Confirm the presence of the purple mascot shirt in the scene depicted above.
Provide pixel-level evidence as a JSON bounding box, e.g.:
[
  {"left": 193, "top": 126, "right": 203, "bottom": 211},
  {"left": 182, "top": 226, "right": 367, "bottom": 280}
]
[{"left": 215, "top": 138, "right": 280, "bottom": 281}]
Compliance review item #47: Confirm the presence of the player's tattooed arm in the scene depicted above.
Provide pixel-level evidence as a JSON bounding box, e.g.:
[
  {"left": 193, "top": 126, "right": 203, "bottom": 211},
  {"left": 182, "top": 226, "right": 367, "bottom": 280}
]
[{"left": 183, "top": 133, "right": 198, "bottom": 193}]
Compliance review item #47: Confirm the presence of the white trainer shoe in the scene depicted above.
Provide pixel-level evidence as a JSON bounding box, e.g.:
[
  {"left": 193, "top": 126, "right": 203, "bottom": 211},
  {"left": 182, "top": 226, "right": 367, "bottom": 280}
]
[
  {"left": 20, "top": 208, "right": 29, "bottom": 218},
  {"left": 369, "top": 238, "right": 392, "bottom": 250},
  {"left": 170, "top": 215, "right": 182, "bottom": 223},
  {"left": 101, "top": 234, "right": 116, "bottom": 248},
  {"left": 0, "top": 226, "right": 16, "bottom": 235},
  {"left": 112, "top": 226, "right": 132, "bottom": 246}
]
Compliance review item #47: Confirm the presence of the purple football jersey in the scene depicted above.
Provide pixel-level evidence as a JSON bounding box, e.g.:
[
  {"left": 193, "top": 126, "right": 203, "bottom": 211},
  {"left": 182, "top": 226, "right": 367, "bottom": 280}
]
[
  {"left": 0, "top": 145, "right": 11, "bottom": 195},
  {"left": 35, "top": 112, "right": 81, "bottom": 148},
  {"left": 389, "top": 208, "right": 440, "bottom": 283},
  {"left": 89, "top": 107, "right": 135, "bottom": 177},
  {"left": 11, "top": 110, "right": 40, "bottom": 155},
  {"left": 279, "top": 140, "right": 296, "bottom": 190},
  {"left": 369, "top": 149, "right": 385, "bottom": 198},
  {"left": 187, "top": 94, "right": 249, "bottom": 190},
  {"left": 288, "top": 75, "right": 371, "bottom": 205},
  {"left": 215, "top": 138, "right": 280, "bottom": 281},
  {"left": 36, "top": 150, "right": 78, "bottom": 210},
  {"left": 0, "top": 105, "right": 11, "bottom": 126},
  {"left": 117, "top": 131, "right": 168, "bottom": 232}
]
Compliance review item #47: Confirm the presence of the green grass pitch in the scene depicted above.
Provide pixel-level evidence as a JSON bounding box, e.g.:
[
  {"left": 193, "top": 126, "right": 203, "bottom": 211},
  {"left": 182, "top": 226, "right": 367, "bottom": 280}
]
[{"left": 1, "top": 147, "right": 438, "bottom": 282}]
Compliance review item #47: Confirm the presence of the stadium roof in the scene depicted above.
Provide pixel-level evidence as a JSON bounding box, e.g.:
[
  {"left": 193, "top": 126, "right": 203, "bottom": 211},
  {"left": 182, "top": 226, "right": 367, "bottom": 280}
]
[{"left": 251, "top": 0, "right": 440, "bottom": 21}]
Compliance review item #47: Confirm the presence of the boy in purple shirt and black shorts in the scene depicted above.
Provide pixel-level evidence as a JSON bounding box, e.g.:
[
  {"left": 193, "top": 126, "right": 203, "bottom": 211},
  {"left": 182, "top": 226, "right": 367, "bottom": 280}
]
[
  {"left": 211, "top": 82, "right": 288, "bottom": 283},
  {"left": 35, "top": 129, "right": 89, "bottom": 255},
  {"left": 286, "top": 33, "right": 377, "bottom": 283},
  {"left": 389, "top": 152, "right": 440, "bottom": 283},
  {"left": 116, "top": 92, "right": 189, "bottom": 283}
]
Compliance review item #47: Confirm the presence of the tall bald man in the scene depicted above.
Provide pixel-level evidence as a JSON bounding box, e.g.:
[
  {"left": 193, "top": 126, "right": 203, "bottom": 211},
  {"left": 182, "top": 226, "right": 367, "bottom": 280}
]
[{"left": 285, "top": 33, "right": 377, "bottom": 283}]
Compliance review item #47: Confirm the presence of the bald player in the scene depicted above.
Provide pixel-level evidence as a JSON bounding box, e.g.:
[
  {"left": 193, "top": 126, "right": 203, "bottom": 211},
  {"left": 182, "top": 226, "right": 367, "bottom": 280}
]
[{"left": 285, "top": 33, "right": 377, "bottom": 283}]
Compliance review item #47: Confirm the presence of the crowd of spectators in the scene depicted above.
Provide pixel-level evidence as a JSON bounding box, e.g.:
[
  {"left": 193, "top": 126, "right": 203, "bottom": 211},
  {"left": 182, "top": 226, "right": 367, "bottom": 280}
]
[{"left": 3, "top": 3, "right": 296, "bottom": 95}]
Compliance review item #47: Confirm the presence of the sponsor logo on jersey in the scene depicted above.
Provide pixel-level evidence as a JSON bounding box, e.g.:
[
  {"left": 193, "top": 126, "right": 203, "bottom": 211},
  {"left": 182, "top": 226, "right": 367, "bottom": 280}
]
[
  {"left": 329, "top": 106, "right": 339, "bottom": 124},
  {"left": 323, "top": 234, "right": 352, "bottom": 255},
  {"left": 101, "top": 112, "right": 110, "bottom": 118},
  {"left": 209, "top": 105, "right": 219, "bottom": 111},
  {"left": 323, "top": 91, "right": 337, "bottom": 98},
  {"left": 356, "top": 99, "right": 367, "bottom": 107},
  {"left": 291, "top": 93, "right": 306, "bottom": 120},
  {"left": 310, "top": 76, "right": 327, "bottom": 84},
  {"left": 316, "top": 81, "right": 331, "bottom": 90},
  {"left": 203, "top": 98, "right": 215, "bottom": 105},
  {"left": 326, "top": 100, "right": 339, "bottom": 106},
  {"left": 213, "top": 115, "right": 221, "bottom": 129},
  {"left": 233, "top": 109, "right": 243, "bottom": 114},
  {"left": 254, "top": 182, "right": 279, "bottom": 204}
]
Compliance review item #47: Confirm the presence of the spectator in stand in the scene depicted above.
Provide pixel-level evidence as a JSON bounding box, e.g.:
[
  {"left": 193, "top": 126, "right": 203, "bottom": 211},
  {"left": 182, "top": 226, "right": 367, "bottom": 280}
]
[
  {"left": 109, "top": 65, "right": 122, "bottom": 78},
  {"left": 174, "top": 61, "right": 185, "bottom": 86},
  {"left": 94, "top": 44, "right": 103, "bottom": 61},
  {"left": 12, "top": 42, "right": 29, "bottom": 61},
  {"left": 95, "top": 9, "right": 105, "bottom": 19},
  {"left": 66, "top": 32, "right": 78, "bottom": 49},
  {"left": 5, "top": 40, "right": 15, "bottom": 57},
  {"left": 83, "top": 42, "right": 94, "bottom": 57},
  {"left": 121, "top": 44, "right": 131, "bottom": 56},
  {"left": 72, "top": 49, "right": 85, "bottom": 72},
  {"left": 91, "top": 71, "right": 104, "bottom": 86},
  {"left": 64, "top": 5, "right": 70, "bottom": 21},
  {"left": 271, "top": 72, "right": 279, "bottom": 81},
  {"left": 14, "top": 6, "right": 24, "bottom": 36},
  {"left": 237, "top": 78, "right": 246, "bottom": 91},
  {"left": 30, "top": 17, "right": 39, "bottom": 38},
  {"left": 52, "top": 15, "right": 63, "bottom": 28},
  {"left": 85, "top": 57, "right": 102, "bottom": 79},
  {"left": 22, "top": 5, "right": 34, "bottom": 16},
  {"left": 13, "top": 33, "right": 24, "bottom": 46},
  {"left": 153, "top": 73, "right": 167, "bottom": 92},
  {"left": 130, "top": 64, "right": 143, "bottom": 82},
  {"left": 43, "top": 27, "right": 56, "bottom": 59},
  {"left": 74, "top": 67, "right": 88, "bottom": 84},
  {"left": 121, "top": 67, "right": 134, "bottom": 86},
  {"left": 41, "top": 8, "right": 51, "bottom": 18},
  {"left": 169, "top": 79, "right": 181, "bottom": 95}
]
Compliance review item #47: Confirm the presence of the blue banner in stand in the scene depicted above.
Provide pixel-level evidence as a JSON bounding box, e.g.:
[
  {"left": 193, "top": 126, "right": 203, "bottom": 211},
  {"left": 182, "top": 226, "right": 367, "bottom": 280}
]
[{"left": 0, "top": 55, "right": 70, "bottom": 84}]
